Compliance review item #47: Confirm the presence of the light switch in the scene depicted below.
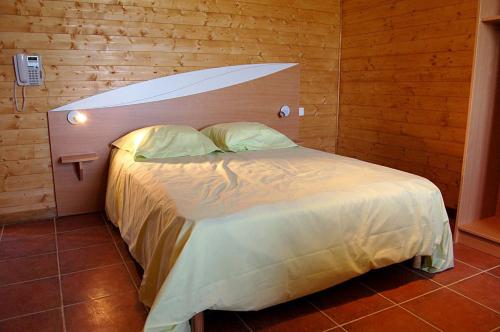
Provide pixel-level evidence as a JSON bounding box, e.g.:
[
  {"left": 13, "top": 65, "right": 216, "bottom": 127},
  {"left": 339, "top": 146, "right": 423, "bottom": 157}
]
[{"left": 298, "top": 107, "right": 305, "bottom": 117}]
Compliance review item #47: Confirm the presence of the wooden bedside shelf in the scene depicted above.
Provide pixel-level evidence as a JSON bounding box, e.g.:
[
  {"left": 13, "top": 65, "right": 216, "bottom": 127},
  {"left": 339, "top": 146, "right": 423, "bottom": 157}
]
[
  {"left": 60, "top": 153, "right": 98, "bottom": 181},
  {"left": 482, "top": 15, "right": 500, "bottom": 24}
]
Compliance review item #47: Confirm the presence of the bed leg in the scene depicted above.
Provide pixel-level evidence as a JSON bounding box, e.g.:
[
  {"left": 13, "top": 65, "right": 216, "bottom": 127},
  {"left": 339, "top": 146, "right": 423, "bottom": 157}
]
[
  {"left": 412, "top": 255, "right": 422, "bottom": 269},
  {"left": 192, "top": 311, "right": 204, "bottom": 332}
]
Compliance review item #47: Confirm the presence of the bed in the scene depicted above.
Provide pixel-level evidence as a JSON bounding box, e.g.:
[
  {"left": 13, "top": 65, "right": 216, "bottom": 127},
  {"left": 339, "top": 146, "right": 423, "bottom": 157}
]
[
  {"left": 105, "top": 145, "right": 453, "bottom": 332},
  {"left": 46, "top": 63, "right": 454, "bottom": 332}
]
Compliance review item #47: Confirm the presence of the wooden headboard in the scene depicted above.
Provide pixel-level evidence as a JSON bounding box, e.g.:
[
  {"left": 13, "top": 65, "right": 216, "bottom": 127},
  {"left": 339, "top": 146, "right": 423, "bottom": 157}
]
[{"left": 48, "top": 63, "right": 300, "bottom": 216}]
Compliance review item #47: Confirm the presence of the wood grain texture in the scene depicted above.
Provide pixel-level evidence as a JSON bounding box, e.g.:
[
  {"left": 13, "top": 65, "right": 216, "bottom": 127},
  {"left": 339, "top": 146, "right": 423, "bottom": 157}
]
[
  {"left": 338, "top": 0, "right": 478, "bottom": 208},
  {"left": 0, "top": 0, "right": 341, "bottom": 222}
]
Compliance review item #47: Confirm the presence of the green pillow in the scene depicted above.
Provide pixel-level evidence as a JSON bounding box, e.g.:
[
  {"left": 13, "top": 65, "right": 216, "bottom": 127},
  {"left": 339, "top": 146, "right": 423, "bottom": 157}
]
[
  {"left": 112, "top": 125, "right": 220, "bottom": 160},
  {"left": 201, "top": 122, "right": 297, "bottom": 152}
]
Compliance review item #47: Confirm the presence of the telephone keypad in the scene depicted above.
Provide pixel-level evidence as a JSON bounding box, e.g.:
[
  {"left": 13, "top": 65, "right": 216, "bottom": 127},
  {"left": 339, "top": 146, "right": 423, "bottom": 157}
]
[{"left": 28, "top": 70, "right": 39, "bottom": 84}]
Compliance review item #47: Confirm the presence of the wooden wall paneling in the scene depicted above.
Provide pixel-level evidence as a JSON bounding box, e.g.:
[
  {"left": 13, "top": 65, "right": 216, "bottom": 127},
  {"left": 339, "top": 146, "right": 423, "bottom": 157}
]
[
  {"left": 339, "top": 0, "right": 478, "bottom": 208},
  {"left": 0, "top": 0, "right": 341, "bottom": 222},
  {"left": 455, "top": 0, "right": 500, "bottom": 256}
]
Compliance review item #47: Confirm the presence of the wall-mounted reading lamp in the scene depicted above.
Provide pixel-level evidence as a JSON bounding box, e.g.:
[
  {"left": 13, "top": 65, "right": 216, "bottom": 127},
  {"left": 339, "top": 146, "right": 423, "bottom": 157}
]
[
  {"left": 67, "top": 110, "right": 88, "bottom": 125},
  {"left": 278, "top": 105, "right": 291, "bottom": 118}
]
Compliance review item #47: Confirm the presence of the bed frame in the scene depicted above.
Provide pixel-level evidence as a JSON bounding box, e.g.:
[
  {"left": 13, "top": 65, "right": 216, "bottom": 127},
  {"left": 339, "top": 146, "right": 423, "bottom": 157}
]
[{"left": 48, "top": 63, "right": 300, "bottom": 217}]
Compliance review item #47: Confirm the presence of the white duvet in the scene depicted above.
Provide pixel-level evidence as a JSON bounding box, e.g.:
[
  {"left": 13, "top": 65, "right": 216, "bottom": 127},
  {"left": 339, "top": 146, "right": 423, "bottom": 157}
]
[{"left": 105, "top": 147, "right": 453, "bottom": 332}]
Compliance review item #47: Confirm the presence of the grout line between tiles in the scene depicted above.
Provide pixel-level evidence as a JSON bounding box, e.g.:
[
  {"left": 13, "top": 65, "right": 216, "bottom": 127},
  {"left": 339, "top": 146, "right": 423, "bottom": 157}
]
[
  {"left": 398, "top": 261, "right": 487, "bottom": 289},
  {"left": 234, "top": 312, "right": 254, "bottom": 332},
  {"left": 60, "top": 262, "right": 124, "bottom": 277},
  {"left": 62, "top": 289, "right": 138, "bottom": 309},
  {"left": 484, "top": 264, "right": 500, "bottom": 279},
  {"left": 438, "top": 269, "right": 485, "bottom": 287},
  {"left": 357, "top": 282, "right": 397, "bottom": 305},
  {"left": 0, "top": 250, "right": 58, "bottom": 263},
  {"left": 338, "top": 304, "right": 398, "bottom": 328},
  {"left": 0, "top": 307, "right": 61, "bottom": 323},
  {"left": 359, "top": 281, "right": 443, "bottom": 332},
  {"left": 400, "top": 263, "right": 500, "bottom": 314},
  {"left": 0, "top": 231, "right": 56, "bottom": 243},
  {"left": 398, "top": 263, "right": 450, "bottom": 287},
  {"left": 306, "top": 299, "right": 346, "bottom": 331},
  {"left": 444, "top": 286, "right": 500, "bottom": 315},
  {"left": 398, "top": 304, "right": 443, "bottom": 332},
  {"left": 454, "top": 257, "right": 494, "bottom": 271},
  {"left": 0, "top": 238, "right": 116, "bottom": 263},
  {"left": 393, "top": 286, "right": 443, "bottom": 306},
  {"left": 397, "top": 305, "right": 443, "bottom": 331},
  {"left": 58, "top": 241, "right": 114, "bottom": 253},
  {"left": 485, "top": 264, "right": 500, "bottom": 271},
  {"left": 383, "top": 264, "right": 500, "bottom": 326},
  {"left": 0, "top": 274, "right": 59, "bottom": 288},
  {"left": 100, "top": 212, "right": 150, "bottom": 317},
  {"left": 56, "top": 223, "right": 107, "bottom": 235},
  {"left": 53, "top": 218, "right": 67, "bottom": 332},
  {"left": 100, "top": 212, "right": 141, "bottom": 294}
]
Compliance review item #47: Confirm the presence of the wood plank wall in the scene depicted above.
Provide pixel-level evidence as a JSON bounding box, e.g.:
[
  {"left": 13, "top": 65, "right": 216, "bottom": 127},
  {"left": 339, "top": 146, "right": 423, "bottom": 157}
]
[
  {"left": 338, "top": 0, "right": 478, "bottom": 208},
  {"left": 0, "top": 0, "right": 340, "bottom": 222}
]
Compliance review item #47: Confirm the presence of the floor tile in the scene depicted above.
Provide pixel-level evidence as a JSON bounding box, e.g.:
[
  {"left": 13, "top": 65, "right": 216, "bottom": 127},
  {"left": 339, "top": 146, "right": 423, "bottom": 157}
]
[
  {"left": 64, "top": 291, "right": 147, "bottom": 332},
  {"left": 56, "top": 213, "right": 104, "bottom": 233},
  {"left": 487, "top": 266, "right": 500, "bottom": 277},
  {"left": 59, "top": 242, "right": 122, "bottom": 274},
  {"left": 57, "top": 225, "right": 111, "bottom": 251},
  {"left": 417, "top": 259, "right": 481, "bottom": 285},
  {"left": 402, "top": 288, "right": 500, "bottom": 332},
  {"left": 454, "top": 243, "right": 500, "bottom": 270},
  {"left": 205, "top": 311, "right": 249, "bottom": 332},
  {"left": 0, "top": 234, "right": 55, "bottom": 260},
  {"left": 61, "top": 264, "right": 135, "bottom": 305},
  {"left": 0, "top": 253, "right": 58, "bottom": 286},
  {"left": 342, "top": 306, "right": 437, "bottom": 331},
  {"left": 360, "top": 265, "right": 440, "bottom": 303},
  {"left": 308, "top": 279, "right": 392, "bottom": 324},
  {"left": 125, "top": 260, "right": 143, "bottom": 288},
  {"left": 2, "top": 219, "right": 54, "bottom": 242},
  {"left": 449, "top": 273, "right": 500, "bottom": 312},
  {"left": 239, "top": 299, "right": 335, "bottom": 332},
  {"left": 0, "top": 309, "right": 64, "bottom": 332},
  {"left": 0, "top": 277, "right": 60, "bottom": 320}
]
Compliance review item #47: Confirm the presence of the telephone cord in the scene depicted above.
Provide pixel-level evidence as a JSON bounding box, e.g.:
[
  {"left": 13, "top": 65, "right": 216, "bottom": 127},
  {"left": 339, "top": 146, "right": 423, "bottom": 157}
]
[{"left": 13, "top": 80, "right": 27, "bottom": 113}]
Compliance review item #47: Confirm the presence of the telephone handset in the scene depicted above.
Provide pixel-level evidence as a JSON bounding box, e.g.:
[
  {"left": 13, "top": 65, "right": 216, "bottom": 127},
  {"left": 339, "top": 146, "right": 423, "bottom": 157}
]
[
  {"left": 12, "top": 53, "right": 43, "bottom": 112},
  {"left": 14, "top": 54, "right": 43, "bottom": 86}
]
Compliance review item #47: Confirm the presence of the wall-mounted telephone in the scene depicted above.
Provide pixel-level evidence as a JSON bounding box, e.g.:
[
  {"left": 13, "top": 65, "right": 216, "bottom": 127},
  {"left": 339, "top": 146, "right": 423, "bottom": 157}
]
[
  {"left": 12, "top": 54, "right": 43, "bottom": 112},
  {"left": 14, "top": 54, "right": 43, "bottom": 86}
]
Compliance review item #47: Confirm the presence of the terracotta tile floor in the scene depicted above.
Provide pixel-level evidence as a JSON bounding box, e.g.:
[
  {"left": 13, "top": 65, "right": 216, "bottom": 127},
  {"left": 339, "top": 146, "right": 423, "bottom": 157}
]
[{"left": 0, "top": 213, "right": 499, "bottom": 332}]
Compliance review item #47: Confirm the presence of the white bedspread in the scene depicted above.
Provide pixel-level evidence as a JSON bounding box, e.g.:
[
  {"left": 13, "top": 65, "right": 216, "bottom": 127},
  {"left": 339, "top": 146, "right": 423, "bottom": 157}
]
[{"left": 105, "top": 147, "right": 453, "bottom": 332}]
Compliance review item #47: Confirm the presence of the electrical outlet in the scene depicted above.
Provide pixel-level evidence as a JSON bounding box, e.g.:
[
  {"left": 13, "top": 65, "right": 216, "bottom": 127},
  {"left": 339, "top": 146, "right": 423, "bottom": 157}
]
[{"left": 299, "top": 107, "right": 305, "bottom": 117}]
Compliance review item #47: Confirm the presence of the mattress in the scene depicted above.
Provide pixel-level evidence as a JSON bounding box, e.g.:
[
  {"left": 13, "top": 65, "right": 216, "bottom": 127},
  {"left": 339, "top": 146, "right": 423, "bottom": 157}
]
[{"left": 105, "top": 146, "right": 453, "bottom": 332}]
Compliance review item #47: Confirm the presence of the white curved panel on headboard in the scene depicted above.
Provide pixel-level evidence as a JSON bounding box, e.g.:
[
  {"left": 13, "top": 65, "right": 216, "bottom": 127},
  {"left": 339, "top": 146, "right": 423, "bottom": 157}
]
[{"left": 50, "top": 63, "right": 297, "bottom": 111}]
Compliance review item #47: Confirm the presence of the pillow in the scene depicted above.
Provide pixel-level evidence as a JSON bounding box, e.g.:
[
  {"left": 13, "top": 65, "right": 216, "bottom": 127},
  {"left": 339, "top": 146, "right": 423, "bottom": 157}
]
[
  {"left": 201, "top": 122, "right": 297, "bottom": 152},
  {"left": 112, "top": 125, "right": 220, "bottom": 160}
]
